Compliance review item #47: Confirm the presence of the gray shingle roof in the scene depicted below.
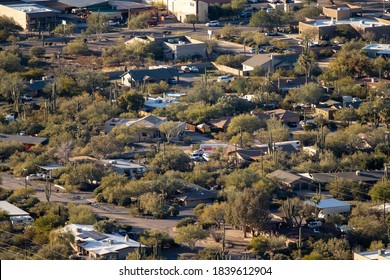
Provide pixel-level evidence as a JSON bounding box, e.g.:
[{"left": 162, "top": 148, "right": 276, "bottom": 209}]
[
  {"left": 309, "top": 171, "right": 385, "bottom": 184},
  {"left": 0, "top": 133, "right": 47, "bottom": 145},
  {"left": 243, "top": 54, "right": 298, "bottom": 68},
  {"left": 267, "top": 169, "right": 303, "bottom": 184},
  {"left": 124, "top": 68, "right": 178, "bottom": 82},
  {"left": 127, "top": 115, "right": 167, "bottom": 128}
]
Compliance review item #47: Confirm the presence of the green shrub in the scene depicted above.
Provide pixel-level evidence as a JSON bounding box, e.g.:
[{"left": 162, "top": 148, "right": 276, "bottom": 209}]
[{"left": 175, "top": 217, "right": 195, "bottom": 228}]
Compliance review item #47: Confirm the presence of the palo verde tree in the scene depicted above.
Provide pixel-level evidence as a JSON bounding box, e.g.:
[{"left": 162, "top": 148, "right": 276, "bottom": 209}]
[
  {"left": 53, "top": 22, "right": 76, "bottom": 43},
  {"left": 86, "top": 13, "right": 110, "bottom": 42},
  {"left": 185, "top": 14, "right": 197, "bottom": 32}
]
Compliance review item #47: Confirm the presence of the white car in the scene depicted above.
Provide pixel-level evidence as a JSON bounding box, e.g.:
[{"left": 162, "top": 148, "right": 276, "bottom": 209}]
[
  {"left": 205, "top": 20, "right": 220, "bottom": 27},
  {"left": 26, "top": 174, "right": 40, "bottom": 181},
  {"left": 189, "top": 66, "right": 199, "bottom": 73},
  {"left": 21, "top": 94, "right": 33, "bottom": 101},
  {"left": 217, "top": 76, "right": 231, "bottom": 83}
]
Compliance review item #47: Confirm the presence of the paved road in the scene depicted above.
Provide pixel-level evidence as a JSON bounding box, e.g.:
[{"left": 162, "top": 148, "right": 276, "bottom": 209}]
[{"left": 0, "top": 169, "right": 196, "bottom": 236}]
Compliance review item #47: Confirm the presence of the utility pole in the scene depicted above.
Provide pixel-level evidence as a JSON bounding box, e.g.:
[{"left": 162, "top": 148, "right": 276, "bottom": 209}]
[{"left": 239, "top": 126, "right": 243, "bottom": 148}]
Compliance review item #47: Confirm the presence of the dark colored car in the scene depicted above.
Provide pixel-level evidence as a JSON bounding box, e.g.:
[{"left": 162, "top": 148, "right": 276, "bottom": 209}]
[{"left": 146, "top": 20, "right": 158, "bottom": 26}]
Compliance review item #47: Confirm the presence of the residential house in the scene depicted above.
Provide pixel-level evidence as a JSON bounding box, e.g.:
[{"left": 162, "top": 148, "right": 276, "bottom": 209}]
[
  {"left": 362, "top": 44, "right": 390, "bottom": 59},
  {"left": 104, "top": 117, "right": 132, "bottom": 133},
  {"left": 304, "top": 198, "right": 352, "bottom": 218},
  {"left": 208, "top": 117, "right": 231, "bottom": 133},
  {"left": 267, "top": 169, "right": 310, "bottom": 191},
  {"left": 319, "top": 99, "right": 342, "bottom": 108},
  {"left": 0, "top": 133, "right": 47, "bottom": 150},
  {"left": 0, "top": 3, "right": 58, "bottom": 32},
  {"left": 299, "top": 5, "right": 390, "bottom": 41},
  {"left": 242, "top": 54, "right": 298, "bottom": 72},
  {"left": 271, "top": 77, "right": 315, "bottom": 93},
  {"left": 126, "top": 115, "right": 167, "bottom": 141},
  {"left": 173, "top": 179, "right": 218, "bottom": 207},
  {"left": 126, "top": 35, "right": 206, "bottom": 61},
  {"left": 143, "top": 96, "right": 180, "bottom": 110},
  {"left": 25, "top": 78, "right": 50, "bottom": 97},
  {"left": 300, "top": 170, "right": 386, "bottom": 189},
  {"left": 354, "top": 249, "right": 390, "bottom": 260},
  {"left": 65, "top": 224, "right": 146, "bottom": 260},
  {"left": 314, "top": 107, "right": 338, "bottom": 120},
  {"left": 100, "top": 159, "right": 146, "bottom": 178},
  {"left": 234, "top": 143, "right": 299, "bottom": 163},
  {"left": 257, "top": 109, "right": 300, "bottom": 125},
  {"left": 0, "top": 201, "right": 31, "bottom": 218},
  {"left": 104, "top": 114, "right": 184, "bottom": 142},
  {"left": 120, "top": 68, "right": 178, "bottom": 87}
]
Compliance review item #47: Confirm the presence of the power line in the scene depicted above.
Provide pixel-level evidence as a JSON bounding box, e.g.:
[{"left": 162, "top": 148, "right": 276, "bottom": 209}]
[
  {"left": 0, "top": 240, "right": 47, "bottom": 260},
  {"left": 0, "top": 247, "right": 33, "bottom": 260},
  {"left": 0, "top": 229, "right": 70, "bottom": 260}
]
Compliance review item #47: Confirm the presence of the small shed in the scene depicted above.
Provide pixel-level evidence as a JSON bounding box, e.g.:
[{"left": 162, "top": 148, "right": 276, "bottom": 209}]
[{"left": 305, "top": 198, "right": 351, "bottom": 218}]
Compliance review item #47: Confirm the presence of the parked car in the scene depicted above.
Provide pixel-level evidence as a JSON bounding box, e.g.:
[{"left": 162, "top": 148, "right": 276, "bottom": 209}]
[
  {"left": 21, "top": 94, "right": 33, "bottom": 101},
  {"left": 146, "top": 20, "right": 158, "bottom": 26},
  {"left": 108, "top": 20, "right": 119, "bottom": 26},
  {"left": 205, "top": 20, "right": 220, "bottom": 27},
  {"left": 217, "top": 76, "right": 231, "bottom": 83},
  {"left": 26, "top": 174, "right": 40, "bottom": 181},
  {"left": 265, "top": 31, "right": 277, "bottom": 36},
  {"left": 189, "top": 66, "right": 199, "bottom": 73},
  {"left": 308, "top": 221, "right": 322, "bottom": 229},
  {"left": 181, "top": 65, "right": 191, "bottom": 73},
  {"left": 240, "top": 11, "right": 252, "bottom": 17},
  {"left": 168, "top": 78, "right": 178, "bottom": 84}
]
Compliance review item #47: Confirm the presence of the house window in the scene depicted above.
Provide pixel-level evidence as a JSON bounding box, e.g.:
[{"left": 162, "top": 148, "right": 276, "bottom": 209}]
[
  {"left": 190, "top": 2, "right": 194, "bottom": 6},
  {"left": 141, "top": 132, "right": 147, "bottom": 137}
]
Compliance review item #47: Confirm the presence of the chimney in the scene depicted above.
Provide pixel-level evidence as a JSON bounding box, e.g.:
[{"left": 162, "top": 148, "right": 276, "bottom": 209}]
[
  {"left": 30, "top": 79, "right": 34, "bottom": 84},
  {"left": 125, "top": 234, "right": 130, "bottom": 242},
  {"left": 356, "top": 170, "right": 361, "bottom": 176}
]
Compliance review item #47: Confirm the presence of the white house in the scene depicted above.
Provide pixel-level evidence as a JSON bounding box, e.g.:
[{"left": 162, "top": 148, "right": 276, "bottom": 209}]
[
  {"left": 65, "top": 224, "right": 146, "bottom": 260},
  {"left": 100, "top": 159, "right": 146, "bottom": 178},
  {"left": 305, "top": 198, "right": 351, "bottom": 218}
]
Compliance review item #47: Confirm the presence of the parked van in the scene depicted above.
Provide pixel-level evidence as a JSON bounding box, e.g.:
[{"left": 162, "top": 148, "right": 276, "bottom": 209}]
[{"left": 217, "top": 76, "right": 231, "bottom": 83}]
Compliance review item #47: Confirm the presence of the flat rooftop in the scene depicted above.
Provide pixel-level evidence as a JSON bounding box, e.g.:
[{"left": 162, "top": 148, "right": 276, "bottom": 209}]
[
  {"left": 363, "top": 44, "right": 390, "bottom": 51},
  {"left": 100, "top": 159, "right": 145, "bottom": 170},
  {"left": 356, "top": 249, "right": 390, "bottom": 260},
  {"left": 305, "top": 198, "right": 351, "bottom": 209},
  {"left": 3, "top": 3, "right": 57, "bottom": 13},
  {"left": 308, "top": 17, "right": 387, "bottom": 28}
]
